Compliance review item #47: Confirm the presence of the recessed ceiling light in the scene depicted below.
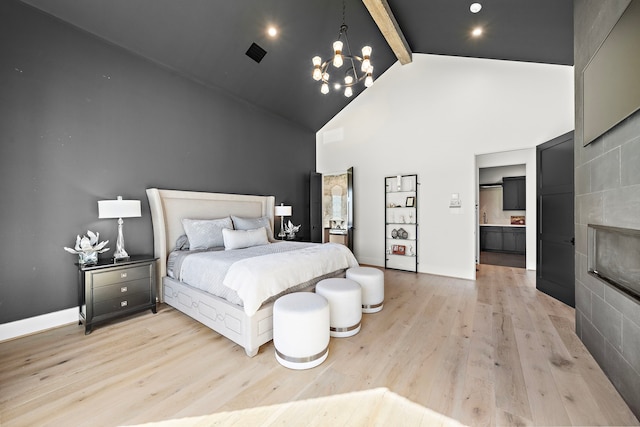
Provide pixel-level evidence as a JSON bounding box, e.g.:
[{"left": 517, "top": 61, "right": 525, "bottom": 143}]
[
  {"left": 267, "top": 26, "right": 278, "bottom": 37},
  {"left": 472, "top": 27, "right": 483, "bottom": 37},
  {"left": 470, "top": 3, "right": 482, "bottom": 13}
]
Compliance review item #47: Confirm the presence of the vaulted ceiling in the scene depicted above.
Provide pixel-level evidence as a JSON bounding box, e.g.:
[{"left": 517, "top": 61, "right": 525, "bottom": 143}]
[{"left": 19, "top": 0, "right": 573, "bottom": 132}]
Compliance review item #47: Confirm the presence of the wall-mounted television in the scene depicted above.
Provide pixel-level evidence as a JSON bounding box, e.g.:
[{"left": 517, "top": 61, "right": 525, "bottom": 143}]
[{"left": 583, "top": 0, "right": 640, "bottom": 146}]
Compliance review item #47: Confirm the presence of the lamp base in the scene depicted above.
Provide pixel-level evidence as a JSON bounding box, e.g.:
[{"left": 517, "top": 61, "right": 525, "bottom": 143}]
[
  {"left": 279, "top": 215, "right": 286, "bottom": 240},
  {"left": 114, "top": 218, "right": 130, "bottom": 261}
]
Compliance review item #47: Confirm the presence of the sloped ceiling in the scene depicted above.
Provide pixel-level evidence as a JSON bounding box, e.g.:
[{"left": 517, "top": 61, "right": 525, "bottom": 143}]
[{"left": 19, "top": 0, "right": 573, "bottom": 132}]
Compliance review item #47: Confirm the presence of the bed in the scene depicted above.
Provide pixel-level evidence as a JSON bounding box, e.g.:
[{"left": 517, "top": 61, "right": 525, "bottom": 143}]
[{"left": 146, "top": 188, "right": 358, "bottom": 356}]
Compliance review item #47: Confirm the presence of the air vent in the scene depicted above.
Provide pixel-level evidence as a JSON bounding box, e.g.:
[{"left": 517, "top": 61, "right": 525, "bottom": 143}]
[{"left": 246, "top": 42, "right": 267, "bottom": 63}]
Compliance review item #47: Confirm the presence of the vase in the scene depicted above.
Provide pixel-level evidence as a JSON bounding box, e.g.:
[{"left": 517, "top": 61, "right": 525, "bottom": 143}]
[{"left": 78, "top": 251, "right": 98, "bottom": 265}]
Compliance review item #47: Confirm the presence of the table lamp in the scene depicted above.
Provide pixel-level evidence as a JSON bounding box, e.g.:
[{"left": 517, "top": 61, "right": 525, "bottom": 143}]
[
  {"left": 275, "top": 203, "right": 292, "bottom": 240},
  {"left": 98, "top": 196, "right": 141, "bottom": 261}
]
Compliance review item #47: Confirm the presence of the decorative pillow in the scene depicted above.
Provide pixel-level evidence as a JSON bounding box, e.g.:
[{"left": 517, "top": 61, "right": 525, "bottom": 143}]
[
  {"left": 181, "top": 216, "right": 233, "bottom": 250},
  {"left": 175, "top": 234, "right": 190, "bottom": 251},
  {"left": 231, "top": 215, "right": 275, "bottom": 241},
  {"left": 222, "top": 227, "right": 270, "bottom": 250}
]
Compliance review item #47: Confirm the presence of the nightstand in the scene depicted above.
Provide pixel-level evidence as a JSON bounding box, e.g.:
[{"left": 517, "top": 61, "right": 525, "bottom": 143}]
[
  {"left": 77, "top": 255, "right": 157, "bottom": 334},
  {"left": 280, "top": 235, "right": 311, "bottom": 242}
]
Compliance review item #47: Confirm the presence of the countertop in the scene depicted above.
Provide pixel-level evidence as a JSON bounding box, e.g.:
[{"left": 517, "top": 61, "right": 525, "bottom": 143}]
[{"left": 480, "top": 224, "right": 526, "bottom": 227}]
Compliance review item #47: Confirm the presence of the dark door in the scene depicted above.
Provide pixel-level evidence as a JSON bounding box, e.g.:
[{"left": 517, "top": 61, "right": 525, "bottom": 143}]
[
  {"left": 537, "top": 131, "right": 575, "bottom": 307},
  {"left": 309, "top": 172, "right": 322, "bottom": 243},
  {"left": 346, "top": 167, "right": 354, "bottom": 252}
]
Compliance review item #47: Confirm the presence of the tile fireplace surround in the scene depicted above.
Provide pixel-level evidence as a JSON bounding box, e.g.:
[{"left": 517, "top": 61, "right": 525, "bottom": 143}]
[{"left": 575, "top": 1, "right": 640, "bottom": 417}]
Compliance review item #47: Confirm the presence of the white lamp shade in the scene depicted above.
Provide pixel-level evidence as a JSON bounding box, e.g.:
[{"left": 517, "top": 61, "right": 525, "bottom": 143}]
[
  {"left": 275, "top": 205, "right": 292, "bottom": 216},
  {"left": 98, "top": 197, "right": 141, "bottom": 219}
]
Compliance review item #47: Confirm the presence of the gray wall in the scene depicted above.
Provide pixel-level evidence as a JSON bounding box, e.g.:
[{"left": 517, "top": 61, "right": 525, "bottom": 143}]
[
  {"left": 574, "top": 0, "right": 640, "bottom": 416},
  {"left": 0, "top": 0, "right": 315, "bottom": 324}
]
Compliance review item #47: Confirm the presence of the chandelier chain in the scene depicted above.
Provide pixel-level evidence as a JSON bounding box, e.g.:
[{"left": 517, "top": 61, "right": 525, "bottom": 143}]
[{"left": 339, "top": 0, "right": 357, "bottom": 79}]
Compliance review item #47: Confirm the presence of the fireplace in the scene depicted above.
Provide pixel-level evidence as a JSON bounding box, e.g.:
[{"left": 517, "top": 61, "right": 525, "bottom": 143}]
[{"left": 588, "top": 224, "right": 640, "bottom": 303}]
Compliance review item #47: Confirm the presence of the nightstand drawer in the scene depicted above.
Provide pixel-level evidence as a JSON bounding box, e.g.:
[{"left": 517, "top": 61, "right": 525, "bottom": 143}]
[
  {"left": 93, "top": 278, "right": 151, "bottom": 303},
  {"left": 92, "top": 265, "right": 150, "bottom": 287},
  {"left": 94, "top": 291, "right": 152, "bottom": 317}
]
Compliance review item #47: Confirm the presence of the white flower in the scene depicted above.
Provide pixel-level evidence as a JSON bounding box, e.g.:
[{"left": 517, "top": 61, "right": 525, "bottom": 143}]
[
  {"left": 64, "top": 230, "right": 110, "bottom": 254},
  {"left": 284, "top": 220, "right": 301, "bottom": 234}
]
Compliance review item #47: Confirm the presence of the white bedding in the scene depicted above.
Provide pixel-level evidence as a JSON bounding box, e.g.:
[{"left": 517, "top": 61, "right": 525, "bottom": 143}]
[{"left": 177, "top": 241, "right": 359, "bottom": 316}]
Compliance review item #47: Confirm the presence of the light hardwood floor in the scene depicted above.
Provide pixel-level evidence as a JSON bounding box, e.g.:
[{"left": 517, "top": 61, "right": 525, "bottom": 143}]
[{"left": 1, "top": 265, "right": 638, "bottom": 426}]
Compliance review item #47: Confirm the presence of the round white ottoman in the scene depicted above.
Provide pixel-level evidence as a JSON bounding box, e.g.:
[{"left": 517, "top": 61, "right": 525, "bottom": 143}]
[
  {"left": 346, "top": 267, "right": 384, "bottom": 313},
  {"left": 273, "top": 292, "right": 330, "bottom": 370},
  {"left": 316, "top": 278, "right": 362, "bottom": 338}
]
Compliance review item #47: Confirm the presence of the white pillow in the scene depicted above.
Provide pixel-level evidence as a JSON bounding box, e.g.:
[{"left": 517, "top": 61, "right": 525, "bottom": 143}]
[
  {"left": 181, "top": 217, "right": 233, "bottom": 249},
  {"left": 222, "top": 227, "right": 270, "bottom": 250},
  {"left": 231, "top": 215, "right": 275, "bottom": 241}
]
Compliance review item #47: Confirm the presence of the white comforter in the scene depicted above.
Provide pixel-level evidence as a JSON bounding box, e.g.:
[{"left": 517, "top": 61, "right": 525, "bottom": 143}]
[{"left": 178, "top": 242, "right": 358, "bottom": 316}]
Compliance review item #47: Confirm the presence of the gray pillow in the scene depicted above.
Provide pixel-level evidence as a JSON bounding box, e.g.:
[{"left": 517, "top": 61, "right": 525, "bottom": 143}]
[
  {"left": 175, "top": 234, "right": 190, "bottom": 251},
  {"left": 231, "top": 215, "right": 275, "bottom": 241},
  {"left": 181, "top": 216, "right": 233, "bottom": 249}
]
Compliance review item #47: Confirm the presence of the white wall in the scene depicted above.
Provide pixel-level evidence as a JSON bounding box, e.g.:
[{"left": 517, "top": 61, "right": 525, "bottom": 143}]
[{"left": 317, "top": 54, "right": 573, "bottom": 280}]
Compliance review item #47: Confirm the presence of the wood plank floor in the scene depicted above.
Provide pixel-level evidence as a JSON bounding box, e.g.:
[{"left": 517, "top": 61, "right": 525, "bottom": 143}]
[{"left": 1, "top": 265, "right": 638, "bottom": 426}]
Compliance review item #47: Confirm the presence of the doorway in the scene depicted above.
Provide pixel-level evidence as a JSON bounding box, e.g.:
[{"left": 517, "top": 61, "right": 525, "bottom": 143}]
[
  {"left": 310, "top": 167, "right": 354, "bottom": 252},
  {"left": 478, "top": 164, "right": 527, "bottom": 268},
  {"left": 476, "top": 148, "right": 536, "bottom": 273}
]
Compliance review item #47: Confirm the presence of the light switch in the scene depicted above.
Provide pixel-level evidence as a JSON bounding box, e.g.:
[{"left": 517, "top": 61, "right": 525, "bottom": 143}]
[{"left": 449, "top": 193, "right": 461, "bottom": 208}]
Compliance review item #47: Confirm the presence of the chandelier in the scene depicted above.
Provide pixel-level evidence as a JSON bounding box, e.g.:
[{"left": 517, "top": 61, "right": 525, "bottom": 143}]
[{"left": 311, "top": 1, "right": 374, "bottom": 97}]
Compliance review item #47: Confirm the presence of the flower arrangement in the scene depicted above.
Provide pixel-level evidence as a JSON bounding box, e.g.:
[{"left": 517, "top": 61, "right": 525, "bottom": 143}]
[
  {"left": 284, "top": 220, "right": 301, "bottom": 239},
  {"left": 63, "top": 230, "right": 109, "bottom": 265}
]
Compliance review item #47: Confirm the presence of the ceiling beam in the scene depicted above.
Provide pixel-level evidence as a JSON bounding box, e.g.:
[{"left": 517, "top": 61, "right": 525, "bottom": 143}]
[{"left": 362, "top": 0, "right": 412, "bottom": 65}]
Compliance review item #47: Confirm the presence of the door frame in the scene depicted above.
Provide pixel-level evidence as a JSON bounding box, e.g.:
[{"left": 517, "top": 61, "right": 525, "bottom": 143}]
[{"left": 475, "top": 149, "right": 537, "bottom": 273}]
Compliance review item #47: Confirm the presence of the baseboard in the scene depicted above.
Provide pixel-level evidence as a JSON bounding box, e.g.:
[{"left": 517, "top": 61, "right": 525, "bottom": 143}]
[
  {"left": 356, "top": 257, "right": 382, "bottom": 268},
  {"left": 0, "top": 308, "right": 78, "bottom": 343}
]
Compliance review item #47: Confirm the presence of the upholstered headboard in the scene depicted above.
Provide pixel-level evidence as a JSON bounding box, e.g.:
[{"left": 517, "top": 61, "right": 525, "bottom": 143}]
[{"left": 146, "top": 188, "right": 276, "bottom": 301}]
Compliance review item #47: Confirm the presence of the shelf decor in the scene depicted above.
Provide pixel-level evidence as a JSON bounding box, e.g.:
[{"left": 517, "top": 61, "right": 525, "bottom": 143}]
[
  {"left": 385, "top": 174, "right": 418, "bottom": 272},
  {"left": 392, "top": 244, "right": 406, "bottom": 255}
]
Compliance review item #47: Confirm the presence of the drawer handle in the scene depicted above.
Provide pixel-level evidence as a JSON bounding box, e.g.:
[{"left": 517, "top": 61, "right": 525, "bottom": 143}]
[
  {"left": 121, "top": 300, "right": 128, "bottom": 307},
  {"left": 120, "top": 272, "right": 128, "bottom": 279},
  {"left": 120, "top": 286, "right": 128, "bottom": 293}
]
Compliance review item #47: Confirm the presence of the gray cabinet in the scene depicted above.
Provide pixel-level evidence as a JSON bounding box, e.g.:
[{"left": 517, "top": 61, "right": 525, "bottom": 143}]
[
  {"left": 503, "top": 228, "right": 520, "bottom": 252},
  {"left": 503, "top": 176, "right": 526, "bottom": 210},
  {"left": 481, "top": 227, "right": 503, "bottom": 251},
  {"left": 480, "top": 226, "right": 525, "bottom": 254},
  {"left": 515, "top": 229, "right": 526, "bottom": 253},
  {"left": 78, "top": 256, "right": 157, "bottom": 334}
]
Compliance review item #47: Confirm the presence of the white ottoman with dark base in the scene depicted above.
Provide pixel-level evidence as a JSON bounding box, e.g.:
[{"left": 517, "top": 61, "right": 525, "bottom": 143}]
[
  {"left": 273, "top": 292, "right": 330, "bottom": 370},
  {"left": 346, "top": 267, "right": 384, "bottom": 313},
  {"left": 315, "top": 278, "right": 362, "bottom": 338}
]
